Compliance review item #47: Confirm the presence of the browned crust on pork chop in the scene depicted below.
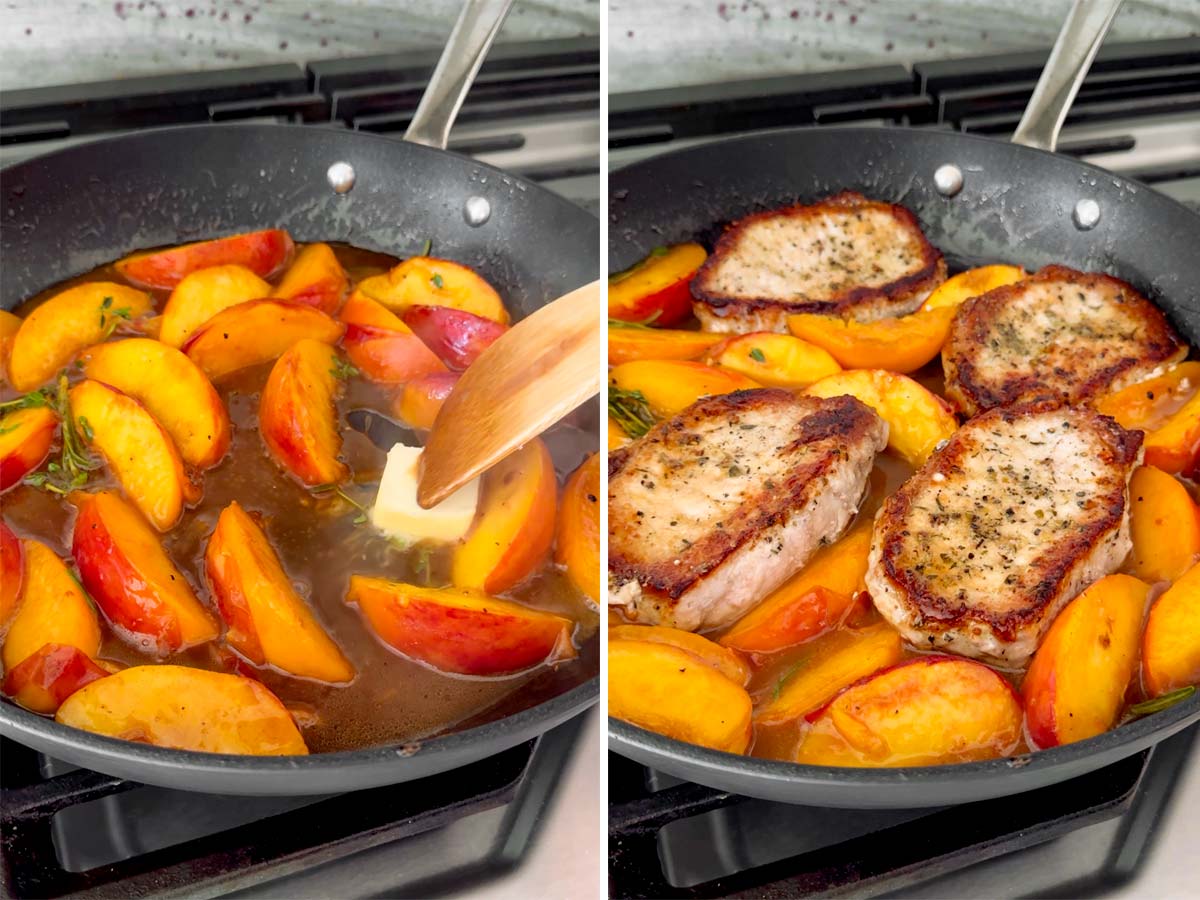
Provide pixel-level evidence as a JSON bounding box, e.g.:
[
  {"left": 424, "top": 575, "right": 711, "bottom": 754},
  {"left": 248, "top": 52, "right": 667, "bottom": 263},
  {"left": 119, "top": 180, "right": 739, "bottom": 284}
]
[
  {"left": 608, "top": 389, "right": 882, "bottom": 601},
  {"left": 943, "top": 265, "right": 1185, "bottom": 417},
  {"left": 690, "top": 192, "right": 947, "bottom": 331}
]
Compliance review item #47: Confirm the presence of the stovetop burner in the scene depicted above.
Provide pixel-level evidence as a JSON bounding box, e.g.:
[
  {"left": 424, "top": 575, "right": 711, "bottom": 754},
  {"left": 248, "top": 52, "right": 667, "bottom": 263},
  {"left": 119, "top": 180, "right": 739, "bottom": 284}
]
[
  {"left": 608, "top": 725, "right": 1196, "bottom": 899},
  {"left": 1, "top": 713, "right": 586, "bottom": 899}
]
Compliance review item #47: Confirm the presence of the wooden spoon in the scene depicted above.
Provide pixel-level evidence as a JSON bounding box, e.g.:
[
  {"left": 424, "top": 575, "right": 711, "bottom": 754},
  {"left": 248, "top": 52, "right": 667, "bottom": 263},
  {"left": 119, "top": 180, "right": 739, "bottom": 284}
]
[{"left": 416, "top": 280, "right": 601, "bottom": 508}]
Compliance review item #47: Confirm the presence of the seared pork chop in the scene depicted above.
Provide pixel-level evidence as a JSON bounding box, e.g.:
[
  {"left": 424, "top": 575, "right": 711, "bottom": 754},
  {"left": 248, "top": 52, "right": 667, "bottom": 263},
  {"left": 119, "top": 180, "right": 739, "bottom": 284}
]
[
  {"left": 608, "top": 389, "right": 887, "bottom": 632},
  {"left": 866, "top": 401, "right": 1143, "bottom": 667},
  {"left": 691, "top": 192, "right": 946, "bottom": 333},
  {"left": 943, "top": 265, "right": 1185, "bottom": 417}
]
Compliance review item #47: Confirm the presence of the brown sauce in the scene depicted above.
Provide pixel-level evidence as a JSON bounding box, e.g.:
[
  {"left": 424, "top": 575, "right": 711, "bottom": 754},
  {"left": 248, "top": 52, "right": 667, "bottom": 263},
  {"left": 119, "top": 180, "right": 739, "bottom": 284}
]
[{"left": 2, "top": 243, "right": 598, "bottom": 753}]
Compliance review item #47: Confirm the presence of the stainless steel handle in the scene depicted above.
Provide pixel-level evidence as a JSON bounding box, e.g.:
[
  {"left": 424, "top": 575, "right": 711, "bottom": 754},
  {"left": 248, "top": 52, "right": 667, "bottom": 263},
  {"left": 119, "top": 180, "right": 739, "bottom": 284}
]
[
  {"left": 1011, "top": 0, "right": 1125, "bottom": 152},
  {"left": 404, "top": 0, "right": 516, "bottom": 150}
]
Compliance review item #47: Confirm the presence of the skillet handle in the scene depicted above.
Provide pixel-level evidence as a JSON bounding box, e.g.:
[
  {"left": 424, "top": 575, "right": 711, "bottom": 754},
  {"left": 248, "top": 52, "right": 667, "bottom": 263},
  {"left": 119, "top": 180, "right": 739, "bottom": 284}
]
[
  {"left": 404, "top": 0, "right": 516, "bottom": 150},
  {"left": 1011, "top": 0, "right": 1125, "bottom": 152}
]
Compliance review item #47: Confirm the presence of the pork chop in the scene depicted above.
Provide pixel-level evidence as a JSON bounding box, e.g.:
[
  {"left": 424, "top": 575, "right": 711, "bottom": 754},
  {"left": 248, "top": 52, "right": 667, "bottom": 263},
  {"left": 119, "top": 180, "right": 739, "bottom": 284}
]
[
  {"left": 608, "top": 388, "right": 887, "bottom": 633},
  {"left": 691, "top": 191, "right": 946, "bottom": 333},
  {"left": 943, "top": 265, "right": 1185, "bottom": 417},
  {"left": 865, "top": 401, "right": 1143, "bottom": 668}
]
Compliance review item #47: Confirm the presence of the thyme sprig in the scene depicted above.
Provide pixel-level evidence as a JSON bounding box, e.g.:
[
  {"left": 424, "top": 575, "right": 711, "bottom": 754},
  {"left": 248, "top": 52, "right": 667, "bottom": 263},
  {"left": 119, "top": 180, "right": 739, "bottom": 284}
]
[
  {"left": 0, "top": 388, "right": 50, "bottom": 415},
  {"left": 330, "top": 357, "right": 360, "bottom": 380},
  {"left": 608, "top": 386, "right": 656, "bottom": 440},
  {"left": 313, "top": 483, "right": 371, "bottom": 525},
  {"left": 607, "top": 311, "right": 662, "bottom": 330},
  {"left": 1129, "top": 685, "right": 1196, "bottom": 718},
  {"left": 97, "top": 296, "right": 132, "bottom": 338},
  {"left": 22, "top": 374, "right": 101, "bottom": 494}
]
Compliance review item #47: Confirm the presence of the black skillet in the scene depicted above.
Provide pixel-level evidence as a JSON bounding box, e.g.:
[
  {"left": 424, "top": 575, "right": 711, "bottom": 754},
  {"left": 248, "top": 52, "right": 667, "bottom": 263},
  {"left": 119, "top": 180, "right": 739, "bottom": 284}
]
[
  {"left": 0, "top": 0, "right": 599, "bottom": 795},
  {"left": 608, "top": 0, "right": 1200, "bottom": 807}
]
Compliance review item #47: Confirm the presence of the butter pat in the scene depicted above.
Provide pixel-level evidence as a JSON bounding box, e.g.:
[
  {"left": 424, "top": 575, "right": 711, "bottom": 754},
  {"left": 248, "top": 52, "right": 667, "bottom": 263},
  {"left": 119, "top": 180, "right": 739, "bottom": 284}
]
[{"left": 371, "top": 444, "right": 480, "bottom": 543}]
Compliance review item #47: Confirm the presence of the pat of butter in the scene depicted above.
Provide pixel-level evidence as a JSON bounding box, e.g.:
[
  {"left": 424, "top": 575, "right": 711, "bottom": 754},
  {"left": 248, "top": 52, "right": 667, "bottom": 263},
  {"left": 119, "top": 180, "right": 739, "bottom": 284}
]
[{"left": 371, "top": 444, "right": 480, "bottom": 543}]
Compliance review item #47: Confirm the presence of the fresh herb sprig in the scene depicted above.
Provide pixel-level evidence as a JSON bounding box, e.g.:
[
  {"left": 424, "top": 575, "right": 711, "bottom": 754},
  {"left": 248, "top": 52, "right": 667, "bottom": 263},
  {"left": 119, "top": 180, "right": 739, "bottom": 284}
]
[
  {"left": 330, "top": 357, "right": 360, "bottom": 380},
  {"left": 98, "top": 296, "right": 132, "bottom": 338},
  {"left": 0, "top": 388, "right": 50, "bottom": 415},
  {"left": 607, "top": 312, "right": 662, "bottom": 330},
  {"left": 313, "top": 483, "right": 371, "bottom": 525},
  {"left": 1129, "top": 685, "right": 1196, "bottom": 718},
  {"left": 608, "top": 387, "right": 656, "bottom": 440},
  {"left": 20, "top": 374, "right": 101, "bottom": 494}
]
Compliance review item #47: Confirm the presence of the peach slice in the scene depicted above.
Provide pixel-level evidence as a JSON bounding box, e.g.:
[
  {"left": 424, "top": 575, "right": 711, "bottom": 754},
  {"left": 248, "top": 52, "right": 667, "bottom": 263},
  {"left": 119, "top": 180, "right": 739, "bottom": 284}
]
[
  {"left": 72, "top": 490, "right": 219, "bottom": 656},
  {"left": 1143, "top": 391, "right": 1200, "bottom": 476},
  {"left": 378, "top": 257, "right": 509, "bottom": 325},
  {"left": 702, "top": 332, "right": 842, "bottom": 389},
  {"left": 608, "top": 638, "right": 752, "bottom": 754},
  {"left": 786, "top": 306, "right": 957, "bottom": 375},
  {"left": 608, "top": 360, "right": 760, "bottom": 422},
  {"left": 182, "top": 299, "right": 344, "bottom": 381},
  {"left": 258, "top": 339, "right": 349, "bottom": 486},
  {"left": 1127, "top": 466, "right": 1200, "bottom": 584},
  {"left": 0, "top": 406, "right": 56, "bottom": 492},
  {"left": 805, "top": 369, "right": 957, "bottom": 467},
  {"left": 1022, "top": 574, "right": 1148, "bottom": 748},
  {"left": 115, "top": 229, "right": 294, "bottom": 291},
  {"left": 340, "top": 289, "right": 406, "bottom": 329},
  {"left": 393, "top": 371, "right": 460, "bottom": 430},
  {"left": 795, "top": 656, "right": 1023, "bottom": 767},
  {"left": 609, "top": 624, "right": 750, "bottom": 686},
  {"left": 556, "top": 453, "right": 600, "bottom": 603},
  {"left": 70, "top": 379, "right": 195, "bottom": 531},
  {"left": 206, "top": 501, "right": 355, "bottom": 683},
  {"left": 159, "top": 264, "right": 273, "bottom": 348},
  {"left": 1142, "top": 560, "right": 1200, "bottom": 697},
  {"left": 719, "top": 521, "right": 872, "bottom": 654},
  {"left": 402, "top": 305, "right": 508, "bottom": 371},
  {"left": 920, "top": 264, "right": 1026, "bottom": 312},
  {"left": 755, "top": 623, "right": 904, "bottom": 725},
  {"left": 609, "top": 243, "right": 707, "bottom": 326},
  {"left": 272, "top": 243, "right": 348, "bottom": 314},
  {"left": 2, "top": 643, "right": 110, "bottom": 714},
  {"left": 452, "top": 439, "right": 557, "bottom": 594},
  {"left": 1095, "top": 361, "right": 1200, "bottom": 432},
  {"left": 341, "top": 322, "right": 446, "bottom": 385},
  {"left": 3, "top": 539, "right": 101, "bottom": 672},
  {"left": 0, "top": 310, "right": 20, "bottom": 384},
  {"left": 346, "top": 577, "right": 575, "bottom": 676},
  {"left": 1, "top": 520, "right": 23, "bottom": 631},
  {"left": 56, "top": 665, "right": 308, "bottom": 754},
  {"left": 80, "top": 338, "right": 230, "bottom": 469},
  {"left": 608, "top": 327, "right": 723, "bottom": 366},
  {"left": 8, "top": 283, "right": 154, "bottom": 391}
]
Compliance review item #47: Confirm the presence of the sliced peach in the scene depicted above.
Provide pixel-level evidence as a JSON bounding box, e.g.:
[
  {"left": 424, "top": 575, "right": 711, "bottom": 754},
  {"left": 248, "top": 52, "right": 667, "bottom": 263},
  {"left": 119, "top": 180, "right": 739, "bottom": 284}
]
[
  {"left": 795, "top": 656, "right": 1023, "bottom": 767},
  {"left": 720, "top": 521, "right": 873, "bottom": 654},
  {"left": 1127, "top": 466, "right": 1200, "bottom": 584},
  {"left": 920, "top": 264, "right": 1026, "bottom": 312},
  {"left": 346, "top": 577, "right": 575, "bottom": 676},
  {"left": 272, "top": 243, "right": 348, "bottom": 314},
  {"left": 376, "top": 257, "right": 509, "bottom": 325},
  {"left": 556, "top": 453, "right": 600, "bottom": 603},
  {"left": 339, "top": 288, "right": 406, "bottom": 329},
  {"left": 805, "top": 369, "right": 957, "bottom": 467},
  {"left": 609, "top": 624, "right": 749, "bottom": 686},
  {"left": 702, "top": 332, "right": 842, "bottom": 389},
  {"left": 609, "top": 243, "right": 707, "bottom": 326},
  {"left": 608, "top": 326, "right": 723, "bottom": 365},
  {"left": 182, "top": 299, "right": 344, "bottom": 381},
  {"left": 452, "top": 439, "right": 557, "bottom": 594},
  {"left": 3, "top": 540, "right": 101, "bottom": 672},
  {"left": 80, "top": 338, "right": 230, "bottom": 469},
  {"left": 786, "top": 306, "right": 957, "bottom": 375},
  {"left": 0, "top": 406, "right": 56, "bottom": 492},
  {"left": 755, "top": 623, "right": 904, "bottom": 725},
  {"left": 608, "top": 360, "right": 759, "bottom": 421},
  {"left": 341, "top": 322, "right": 446, "bottom": 385},
  {"left": 1095, "top": 361, "right": 1200, "bottom": 432},
  {"left": 115, "top": 229, "right": 294, "bottom": 291},
  {"left": 1, "top": 520, "right": 23, "bottom": 631},
  {"left": 258, "top": 339, "right": 349, "bottom": 487},
  {"left": 159, "top": 264, "right": 273, "bottom": 348},
  {"left": 56, "top": 665, "right": 308, "bottom": 754},
  {"left": 0, "top": 310, "right": 21, "bottom": 384},
  {"left": 393, "top": 371, "right": 460, "bottom": 430},
  {"left": 8, "top": 283, "right": 154, "bottom": 391},
  {"left": 2, "top": 643, "right": 109, "bottom": 714},
  {"left": 609, "top": 638, "right": 752, "bottom": 754},
  {"left": 1143, "top": 561, "right": 1200, "bottom": 697},
  {"left": 1022, "top": 574, "right": 1148, "bottom": 749},
  {"left": 70, "top": 380, "right": 194, "bottom": 531},
  {"left": 402, "top": 305, "right": 508, "bottom": 371},
  {"left": 72, "top": 490, "right": 219, "bottom": 656},
  {"left": 206, "top": 502, "right": 355, "bottom": 683},
  {"left": 1143, "top": 391, "right": 1200, "bottom": 476}
]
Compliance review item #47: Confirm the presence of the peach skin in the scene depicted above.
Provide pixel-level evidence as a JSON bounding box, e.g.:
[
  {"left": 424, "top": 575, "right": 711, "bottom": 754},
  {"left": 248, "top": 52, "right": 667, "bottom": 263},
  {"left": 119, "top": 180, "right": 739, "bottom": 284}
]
[
  {"left": 2, "top": 642, "right": 109, "bottom": 714},
  {"left": 0, "top": 520, "right": 23, "bottom": 631},
  {"left": 0, "top": 406, "right": 56, "bottom": 492},
  {"left": 115, "top": 229, "right": 293, "bottom": 291},
  {"left": 609, "top": 243, "right": 707, "bottom": 326},
  {"left": 3, "top": 540, "right": 101, "bottom": 673},
  {"left": 272, "top": 243, "right": 349, "bottom": 314}
]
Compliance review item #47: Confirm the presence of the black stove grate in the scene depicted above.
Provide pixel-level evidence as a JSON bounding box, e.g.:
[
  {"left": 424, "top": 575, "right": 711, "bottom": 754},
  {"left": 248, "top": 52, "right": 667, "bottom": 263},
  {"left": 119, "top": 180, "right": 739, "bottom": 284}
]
[{"left": 608, "top": 725, "right": 1197, "bottom": 899}]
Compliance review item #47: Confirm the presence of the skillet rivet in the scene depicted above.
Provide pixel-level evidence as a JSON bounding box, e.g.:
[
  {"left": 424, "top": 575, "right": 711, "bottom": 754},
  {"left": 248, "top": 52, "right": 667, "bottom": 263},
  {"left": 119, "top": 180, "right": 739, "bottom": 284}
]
[
  {"left": 464, "top": 196, "right": 491, "bottom": 226},
  {"left": 326, "top": 162, "right": 356, "bottom": 194},
  {"left": 1073, "top": 198, "right": 1101, "bottom": 230},
  {"left": 933, "top": 164, "right": 963, "bottom": 197}
]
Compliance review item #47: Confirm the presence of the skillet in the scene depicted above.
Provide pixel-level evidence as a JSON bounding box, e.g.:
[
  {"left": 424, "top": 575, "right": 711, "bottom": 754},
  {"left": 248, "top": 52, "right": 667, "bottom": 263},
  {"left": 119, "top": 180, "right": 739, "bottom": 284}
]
[
  {"left": 0, "top": 0, "right": 600, "bottom": 795},
  {"left": 608, "top": 0, "right": 1200, "bottom": 807}
]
